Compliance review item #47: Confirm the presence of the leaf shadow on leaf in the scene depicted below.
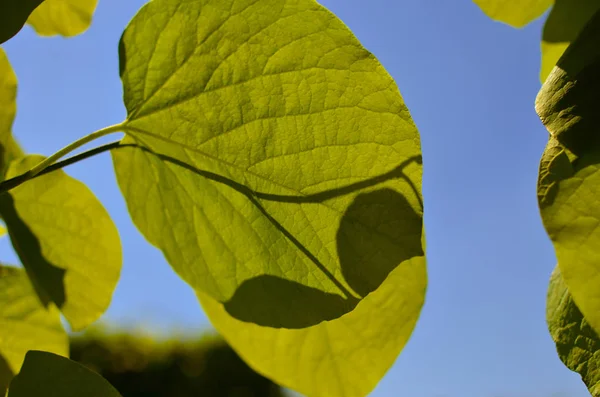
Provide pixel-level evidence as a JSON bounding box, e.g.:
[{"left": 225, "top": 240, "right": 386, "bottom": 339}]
[
  {"left": 0, "top": 0, "right": 45, "bottom": 44},
  {"left": 222, "top": 275, "right": 357, "bottom": 328},
  {"left": 0, "top": 193, "right": 66, "bottom": 309},
  {"left": 0, "top": 353, "right": 14, "bottom": 396},
  {"left": 115, "top": 143, "right": 423, "bottom": 328},
  {"left": 118, "top": 33, "right": 126, "bottom": 79},
  {"left": 338, "top": 188, "right": 423, "bottom": 297},
  {"left": 223, "top": 188, "right": 423, "bottom": 328}
]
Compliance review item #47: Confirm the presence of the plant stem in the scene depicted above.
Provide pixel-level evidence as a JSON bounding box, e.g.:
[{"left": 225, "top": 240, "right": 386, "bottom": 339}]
[
  {"left": 27, "top": 123, "right": 124, "bottom": 178},
  {"left": 0, "top": 124, "right": 125, "bottom": 193},
  {"left": 33, "top": 141, "right": 123, "bottom": 178}
]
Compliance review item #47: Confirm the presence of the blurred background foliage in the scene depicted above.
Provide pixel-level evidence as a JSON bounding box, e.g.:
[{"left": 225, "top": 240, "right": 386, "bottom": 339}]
[{"left": 69, "top": 326, "right": 285, "bottom": 397}]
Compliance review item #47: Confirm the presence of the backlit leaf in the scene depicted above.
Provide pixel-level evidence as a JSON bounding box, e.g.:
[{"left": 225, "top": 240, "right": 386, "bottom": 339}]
[
  {"left": 0, "top": 0, "right": 45, "bottom": 44},
  {"left": 472, "top": 0, "right": 552, "bottom": 28},
  {"left": 0, "top": 49, "right": 23, "bottom": 179},
  {"left": 8, "top": 351, "right": 121, "bottom": 397},
  {"left": 536, "top": 8, "right": 600, "bottom": 335},
  {"left": 473, "top": 0, "right": 600, "bottom": 82},
  {"left": 0, "top": 155, "right": 122, "bottom": 331},
  {"left": 26, "top": 0, "right": 98, "bottom": 37},
  {"left": 0, "top": 265, "right": 68, "bottom": 395},
  {"left": 547, "top": 266, "right": 600, "bottom": 396},
  {"left": 199, "top": 253, "right": 426, "bottom": 397},
  {"left": 114, "top": 0, "right": 425, "bottom": 324},
  {"left": 0, "top": 48, "right": 25, "bottom": 247}
]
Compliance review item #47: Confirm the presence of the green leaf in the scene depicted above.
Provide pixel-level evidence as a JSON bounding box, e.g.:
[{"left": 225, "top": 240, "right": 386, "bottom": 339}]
[
  {"left": 114, "top": 0, "right": 425, "bottom": 319},
  {"left": 0, "top": 49, "right": 24, "bottom": 180},
  {"left": 0, "top": 265, "right": 68, "bottom": 395},
  {"left": 536, "top": 8, "right": 600, "bottom": 335},
  {"left": 199, "top": 253, "right": 426, "bottom": 397},
  {"left": 0, "top": 49, "right": 16, "bottom": 158},
  {"left": 26, "top": 0, "right": 98, "bottom": 37},
  {"left": 547, "top": 265, "right": 600, "bottom": 396},
  {"left": 0, "top": 155, "right": 122, "bottom": 331},
  {"left": 0, "top": 0, "right": 45, "bottom": 44},
  {"left": 0, "top": 48, "right": 25, "bottom": 246},
  {"left": 540, "top": 0, "right": 600, "bottom": 82},
  {"left": 472, "top": 0, "right": 600, "bottom": 82},
  {"left": 472, "top": 0, "right": 552, "bottom": 28},
  {"left": 8, "top": 351, "right": 122, "bottom": 397}
]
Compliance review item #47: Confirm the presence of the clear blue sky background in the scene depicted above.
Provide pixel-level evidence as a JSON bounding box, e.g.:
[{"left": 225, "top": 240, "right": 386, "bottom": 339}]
[{"left": 0, "top": 0, "right": 590, "bottom": 396}]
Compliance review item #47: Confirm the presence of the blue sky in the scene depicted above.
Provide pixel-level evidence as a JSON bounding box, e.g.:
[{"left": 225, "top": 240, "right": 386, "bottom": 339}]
[{"left": 0, "top": 0, "right": 590, "bottom": 396}]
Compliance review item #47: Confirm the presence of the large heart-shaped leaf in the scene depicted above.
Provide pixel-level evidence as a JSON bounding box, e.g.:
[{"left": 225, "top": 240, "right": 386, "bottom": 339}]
[
  {"left": 0, "top": 0, "right": 45, "bottom": 44},
  {"left": 26, "top": 0, "right": 98, "bottom": 37},
  {"left": 0, "top": 155, "right": 122, "bottom": 331},
  {"left": 0, "top": 265, "right": 68, "bottom": 395},
  {"left": 472, "top": 0, "right": 553, "bottom": 28},
  {"left": 8, "top": 351, "right": 122, "bottom": 397},
  {"left": 114, "top": 0, "right": 425, "bottom": 326},
  {"left": 199, "top": 252, "right": 426, "bottom": 397},
  {"left": 536, "top": 8, "right": 600, "bottom": 335},
  {"left": 547, "top": 265, "right": 600, "bottom": 396}
]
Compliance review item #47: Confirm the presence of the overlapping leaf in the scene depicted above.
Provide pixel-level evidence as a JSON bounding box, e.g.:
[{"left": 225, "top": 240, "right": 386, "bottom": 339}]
[
  {"left": 0, "top": 0, "right": 45, "bottom": 44},
  {"left": 547, "top": 266, "right": 600, "bottom": 396},
  {"left": 473, "top": 0, "right": 600, "bottom": 81},
  {"left": 8, "top": 351, "right": 122, "bottom": 397},
  {"left": 0, "top": 155, "right": 122, "bottom": 331},
  {"left": 472, "top": 0, "right": 552, "bottom": 28},
  {"left": 114, "top": 0, "right": 425, "bottom": 317},
  {"left": 26, "top": 0, "right": 98, "bottom": 37},
  {"left": 0, "top": 265, "right": 68, "bottom": 395},
  {"left": 0, "top": 47, "right": 120, "bottom": 332},
  {"left": 199, "top": 253, "right": 426, "bottom": 397},
  {"left": 536, "top": 8, "right": 600, "bottom": 335},
  {"left": 541, "top": 0, "right": 600, "bottom": 81}
]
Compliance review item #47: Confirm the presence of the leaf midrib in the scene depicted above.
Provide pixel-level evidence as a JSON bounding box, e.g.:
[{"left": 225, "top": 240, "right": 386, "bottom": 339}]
[{"left": 121, "top": 123, "right": 410, "bottom": 206}]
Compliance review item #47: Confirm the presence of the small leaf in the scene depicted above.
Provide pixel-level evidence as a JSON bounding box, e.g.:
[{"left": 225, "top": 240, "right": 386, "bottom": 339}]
[
  {"left": 114, "top": 0, "right": 425, "bottom": 317},
  {"left": 0, "top": 48, "right": 28, "bottom": 244},
  {"left": 0, "top": 265, "right": 68, "bottom": 395},
  {"left": 536, "top": 8, "right": 600, "bottom": 335},
  {"left": 0, "top": 50, "right": 16, "bottom": 154},
  {"left": 0, "top": 49, "right": 24, "bottom": 179},
  {"left": 0, "top": 155, "right": 122, "bottom": 331},
  {"left": 26, "top": 0, "right": 98, "bottom": 37},
  {"left": 0, "top": 0, "right": 45, "bottom": 44},
  {"left": 472, "top": 0, "right": 552, "bottom": 28},
  {"left": 8, "top": 351, "right": 122, "bottom": 397},
  {"left": 199, "top": 253, "right": 426, "bottom": 397},
  {"left": 547, "top": 266, "right": 600, "bottom": 396},
  {"left": 540, "top": 0, "right": 600, "bottom": 82}
]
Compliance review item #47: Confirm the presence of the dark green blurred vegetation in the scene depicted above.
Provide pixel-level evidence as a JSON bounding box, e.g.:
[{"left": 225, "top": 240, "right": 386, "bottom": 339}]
[{"left": 69, "top": 327, "right": 285, "bottom": 397}]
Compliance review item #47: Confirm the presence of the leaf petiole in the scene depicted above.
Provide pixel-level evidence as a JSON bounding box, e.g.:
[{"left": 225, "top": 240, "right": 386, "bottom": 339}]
[{"left": 0, "top": 123, "right": 125, "bottom": 193}]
